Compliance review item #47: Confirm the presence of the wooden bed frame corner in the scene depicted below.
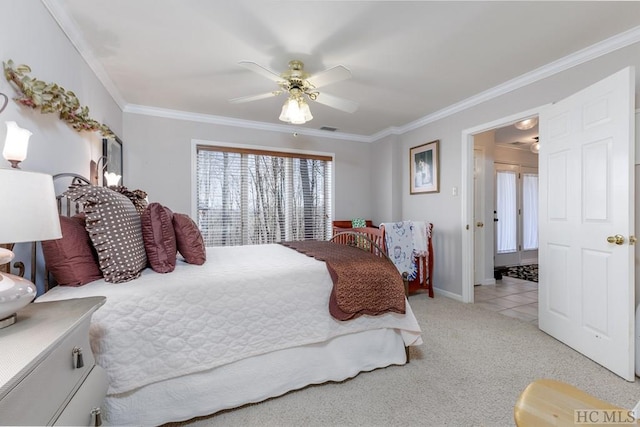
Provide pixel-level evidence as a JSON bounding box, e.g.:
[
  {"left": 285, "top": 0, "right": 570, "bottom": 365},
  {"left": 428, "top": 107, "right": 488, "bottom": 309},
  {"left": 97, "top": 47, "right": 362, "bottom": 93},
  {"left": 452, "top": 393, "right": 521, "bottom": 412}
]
[{"left": 332, "top": 222, "right": 434, "bottom": 297}]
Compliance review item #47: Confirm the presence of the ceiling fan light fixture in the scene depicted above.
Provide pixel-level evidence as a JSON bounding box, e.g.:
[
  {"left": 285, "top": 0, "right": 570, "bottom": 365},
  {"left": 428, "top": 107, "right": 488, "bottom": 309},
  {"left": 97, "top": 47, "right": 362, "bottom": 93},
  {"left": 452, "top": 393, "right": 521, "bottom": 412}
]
[
  {"left": 514, "top": 117, "right": 538, "bottom": 130},
  {"left": 279, "top": 96, "right": 313, "bottom": 124},
  {"left": 233, "top": 59, "right": 355, "bottom": 122}
]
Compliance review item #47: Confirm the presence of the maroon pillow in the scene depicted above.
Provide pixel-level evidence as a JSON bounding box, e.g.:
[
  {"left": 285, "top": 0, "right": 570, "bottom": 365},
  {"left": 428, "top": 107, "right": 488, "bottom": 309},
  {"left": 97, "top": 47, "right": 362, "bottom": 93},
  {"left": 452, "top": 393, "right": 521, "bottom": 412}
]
[
  {"left": 141, "top": 203, "right": 177, "bottom": 273},
  {"left": 42, "top": 215, "right": 102, "bottom": 286},
  {"left": 173, "top": 213, "right": 206, "bottom": 265}
]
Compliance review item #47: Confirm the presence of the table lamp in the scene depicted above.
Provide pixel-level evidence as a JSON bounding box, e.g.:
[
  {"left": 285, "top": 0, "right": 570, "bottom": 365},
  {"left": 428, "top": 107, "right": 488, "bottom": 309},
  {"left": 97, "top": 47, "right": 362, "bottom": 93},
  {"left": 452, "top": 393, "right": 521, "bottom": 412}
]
[{"left": 0, "top": 168, "right": 62, "bottom": 328}]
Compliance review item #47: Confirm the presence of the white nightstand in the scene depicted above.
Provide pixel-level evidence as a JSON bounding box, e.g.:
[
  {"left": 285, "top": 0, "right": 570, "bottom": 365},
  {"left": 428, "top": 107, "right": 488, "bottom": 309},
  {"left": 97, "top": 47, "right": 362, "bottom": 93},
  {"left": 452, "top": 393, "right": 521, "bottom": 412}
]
[{"left": 0, "top": 296, "right": 108, "bottom": 426}]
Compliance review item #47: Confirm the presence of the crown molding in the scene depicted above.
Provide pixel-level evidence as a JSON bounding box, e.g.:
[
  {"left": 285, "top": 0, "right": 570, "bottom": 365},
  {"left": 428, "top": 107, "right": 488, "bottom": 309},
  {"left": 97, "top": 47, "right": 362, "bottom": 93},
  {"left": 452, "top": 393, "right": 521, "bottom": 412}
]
[
  {"left": 124, "top": 104, "right": 371, "bottom": 143},
  {"left": 396, "top": 25, "right": 640, "bottom": 136},
  {"left": 41, "top": 1, "right": 640, "bottom": 144}
]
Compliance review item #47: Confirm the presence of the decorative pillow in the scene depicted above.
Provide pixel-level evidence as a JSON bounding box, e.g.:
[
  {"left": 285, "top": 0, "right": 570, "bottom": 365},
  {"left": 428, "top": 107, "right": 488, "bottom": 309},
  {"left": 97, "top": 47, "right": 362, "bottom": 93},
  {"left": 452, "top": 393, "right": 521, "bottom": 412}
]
[
  {"left": 64, "top": 184, "right": 147, "bottom": 283},
  {"left": 351, "top": 218, "right": 367, "bottom": 228},
  {"left": 41, "top": 215, "right": 103, "bottom": 286},
  {"left": 111, "top": 186, "right": 148, "bottom": 215},
  {"left": 173, "top": 213, "right": 206, "bottom": 265},
  {"left": 141, "top": 203, "right": 177, "bottom": 273}
]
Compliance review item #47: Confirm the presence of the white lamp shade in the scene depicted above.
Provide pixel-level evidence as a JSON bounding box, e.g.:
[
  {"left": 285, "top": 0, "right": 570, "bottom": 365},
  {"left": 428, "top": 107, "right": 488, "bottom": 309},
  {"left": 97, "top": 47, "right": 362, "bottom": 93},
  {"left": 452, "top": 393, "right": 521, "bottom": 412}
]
[
  {"left": 2, "top": 121, "right": 32, "bottom": 164},
  {"left": 279, "top": 97, "right": 299, "bottom": 123},
  {"left": 279, "top": 97, "right": 313, "bottom": 124},
  {"left": 0, "top": 169, "right": 62, "bottom": 243},
  {"left": 104, "top": 171, "right": 122, "bottom": 187},
  {"left": 299, "top": 100, "right": 313, "bottom": 122}
]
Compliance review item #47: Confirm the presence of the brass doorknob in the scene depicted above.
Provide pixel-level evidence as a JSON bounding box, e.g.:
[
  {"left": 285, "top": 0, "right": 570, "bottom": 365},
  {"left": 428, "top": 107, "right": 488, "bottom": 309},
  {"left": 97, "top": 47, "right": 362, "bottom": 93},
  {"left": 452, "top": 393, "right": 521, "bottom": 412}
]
[
  {"left": 606, "top": 234, "right": 625, "bottom": 245},
  {"left": 476, "top": 222, "right": 484, "bottom": 228}
]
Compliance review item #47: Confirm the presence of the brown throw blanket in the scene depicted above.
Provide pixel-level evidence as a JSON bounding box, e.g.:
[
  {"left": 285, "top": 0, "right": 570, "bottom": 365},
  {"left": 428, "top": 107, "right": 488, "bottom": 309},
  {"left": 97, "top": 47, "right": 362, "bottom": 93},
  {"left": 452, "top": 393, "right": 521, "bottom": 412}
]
[{"left": 280, "top": 240, "right": 406, "bottom": 320}]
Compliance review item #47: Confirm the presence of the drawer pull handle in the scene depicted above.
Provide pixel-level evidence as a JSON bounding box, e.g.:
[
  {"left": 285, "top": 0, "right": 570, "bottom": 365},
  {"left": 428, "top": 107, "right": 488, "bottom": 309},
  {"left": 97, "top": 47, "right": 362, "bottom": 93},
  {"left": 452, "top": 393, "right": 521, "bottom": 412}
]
[
  {"left": 72, "top": 347, "right": 84, "bottom": 369},
  {"left": 91, "top": 407, "right": 102, "bottom": 426}
]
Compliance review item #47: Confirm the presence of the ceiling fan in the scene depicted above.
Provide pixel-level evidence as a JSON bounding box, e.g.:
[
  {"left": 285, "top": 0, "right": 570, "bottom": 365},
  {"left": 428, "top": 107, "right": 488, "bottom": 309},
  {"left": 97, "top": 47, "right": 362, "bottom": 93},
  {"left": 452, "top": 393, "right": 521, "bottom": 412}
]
[{"left": 229, "top": 60, "right": 359, "bottom": 124}]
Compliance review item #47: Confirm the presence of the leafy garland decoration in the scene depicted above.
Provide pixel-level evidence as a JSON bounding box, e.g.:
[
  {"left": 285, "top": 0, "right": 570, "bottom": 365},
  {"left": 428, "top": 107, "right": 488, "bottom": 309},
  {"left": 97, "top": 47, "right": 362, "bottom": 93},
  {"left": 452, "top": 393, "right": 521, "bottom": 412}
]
[{"left": 3, "top": 60, "right": 114, "bottom": 138}]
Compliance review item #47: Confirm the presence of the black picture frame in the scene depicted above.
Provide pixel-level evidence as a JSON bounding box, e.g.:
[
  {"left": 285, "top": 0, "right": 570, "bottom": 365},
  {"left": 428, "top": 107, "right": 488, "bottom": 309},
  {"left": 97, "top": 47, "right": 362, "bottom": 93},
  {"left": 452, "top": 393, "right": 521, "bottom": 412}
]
[
  {"left": 102, "top": 136, "right": 123, "bottom": 186},
  {"left": 410, "top": 139, "right": 439, "bottom": 194}
]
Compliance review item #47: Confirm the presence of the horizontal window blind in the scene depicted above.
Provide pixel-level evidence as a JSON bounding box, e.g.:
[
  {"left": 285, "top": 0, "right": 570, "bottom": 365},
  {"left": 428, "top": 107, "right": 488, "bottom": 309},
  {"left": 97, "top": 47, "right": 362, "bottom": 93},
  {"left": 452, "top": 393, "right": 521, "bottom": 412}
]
[{"left": 197, "top": 145, "right": 332, "bottom": 246}]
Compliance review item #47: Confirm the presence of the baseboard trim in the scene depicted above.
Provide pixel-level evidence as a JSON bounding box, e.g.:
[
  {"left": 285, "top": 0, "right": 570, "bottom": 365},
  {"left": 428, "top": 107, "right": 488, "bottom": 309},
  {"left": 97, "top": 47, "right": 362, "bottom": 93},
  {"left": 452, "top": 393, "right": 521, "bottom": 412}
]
[{"left": 434, "top": 287, "right": 464, "bottom": 302}]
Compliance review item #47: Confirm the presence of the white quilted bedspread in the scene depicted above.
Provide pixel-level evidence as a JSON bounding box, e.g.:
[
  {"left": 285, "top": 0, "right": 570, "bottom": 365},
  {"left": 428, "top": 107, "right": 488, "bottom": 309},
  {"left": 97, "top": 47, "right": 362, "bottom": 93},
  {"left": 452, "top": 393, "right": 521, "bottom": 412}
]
[{"left": 37, "top": 244, "right": 423, "bottom": 395}]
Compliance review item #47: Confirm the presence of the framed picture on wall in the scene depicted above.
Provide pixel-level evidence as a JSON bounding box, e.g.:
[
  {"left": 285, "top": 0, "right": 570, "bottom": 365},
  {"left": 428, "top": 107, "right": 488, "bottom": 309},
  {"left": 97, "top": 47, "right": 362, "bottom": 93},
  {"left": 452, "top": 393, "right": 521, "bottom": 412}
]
[
  {"left": 103, "top": 136, "right": 123, "bottom": 187},
  {"left": 410, "top": 139, "right": 439, "bottom": 194}
]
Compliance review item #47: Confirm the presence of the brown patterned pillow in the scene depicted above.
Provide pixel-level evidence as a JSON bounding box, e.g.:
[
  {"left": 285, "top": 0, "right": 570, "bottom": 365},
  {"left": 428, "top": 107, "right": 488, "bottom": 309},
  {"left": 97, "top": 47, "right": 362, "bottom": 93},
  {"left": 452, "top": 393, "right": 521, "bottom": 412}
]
[
  {"left": 111, "top": 186, "right": 148, "bottom": 215},
  {"left": 173, "top": 213, "right": 206, "bottom": 265},
  {"left": 141, "top": 203, "right": 177, "bottom": 273},
  {"left": 64, "top": 184, "right": 147, "bottom": 283}
]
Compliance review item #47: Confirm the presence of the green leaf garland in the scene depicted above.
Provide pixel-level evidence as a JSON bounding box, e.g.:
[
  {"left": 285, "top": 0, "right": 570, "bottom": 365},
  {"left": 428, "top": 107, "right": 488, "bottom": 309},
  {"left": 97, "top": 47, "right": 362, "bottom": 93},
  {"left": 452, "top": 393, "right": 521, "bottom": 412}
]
[{"left": 3, "top": 60, "right": 114, "bottom": 138}]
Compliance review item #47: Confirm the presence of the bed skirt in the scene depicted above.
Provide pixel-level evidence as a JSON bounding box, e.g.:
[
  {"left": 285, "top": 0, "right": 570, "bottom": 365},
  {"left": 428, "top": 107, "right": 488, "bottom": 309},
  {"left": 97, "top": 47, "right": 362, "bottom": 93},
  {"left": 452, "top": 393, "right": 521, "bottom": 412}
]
[{"left": 104, "top": 328, "right": 407, "bottom": 425}]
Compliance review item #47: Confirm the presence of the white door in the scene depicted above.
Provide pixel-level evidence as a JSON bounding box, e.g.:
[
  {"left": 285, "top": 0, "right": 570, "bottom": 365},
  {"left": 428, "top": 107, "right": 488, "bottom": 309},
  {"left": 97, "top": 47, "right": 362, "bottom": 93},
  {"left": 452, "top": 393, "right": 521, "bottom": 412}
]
[
  {"left": 539, "top": 67, "right": 635, "bottom": 381},
  {"left": 474, "top": 148, "right": 486, "bottom": 285}
]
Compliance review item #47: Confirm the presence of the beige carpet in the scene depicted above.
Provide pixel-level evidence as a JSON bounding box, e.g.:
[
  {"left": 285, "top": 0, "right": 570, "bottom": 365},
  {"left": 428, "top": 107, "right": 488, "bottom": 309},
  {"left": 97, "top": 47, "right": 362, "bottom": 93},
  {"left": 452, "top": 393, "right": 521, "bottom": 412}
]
[{"left": 175, "top": 294, "right": 640, "bottom": 427}]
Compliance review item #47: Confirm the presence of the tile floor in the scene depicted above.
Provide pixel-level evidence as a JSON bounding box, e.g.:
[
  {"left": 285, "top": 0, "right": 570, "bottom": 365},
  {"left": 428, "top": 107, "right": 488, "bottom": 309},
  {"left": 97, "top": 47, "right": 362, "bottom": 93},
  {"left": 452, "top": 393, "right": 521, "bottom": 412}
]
[{"left": 474, "top": 275, "right": 538, "bottom": 324}]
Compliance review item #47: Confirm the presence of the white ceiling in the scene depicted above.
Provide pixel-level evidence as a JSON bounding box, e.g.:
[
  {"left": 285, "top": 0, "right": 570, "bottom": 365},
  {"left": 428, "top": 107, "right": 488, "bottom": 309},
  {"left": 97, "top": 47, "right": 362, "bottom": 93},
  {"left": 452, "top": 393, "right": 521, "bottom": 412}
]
[{"left": 44, "top": 1, "right": 640, "bottom": 140}]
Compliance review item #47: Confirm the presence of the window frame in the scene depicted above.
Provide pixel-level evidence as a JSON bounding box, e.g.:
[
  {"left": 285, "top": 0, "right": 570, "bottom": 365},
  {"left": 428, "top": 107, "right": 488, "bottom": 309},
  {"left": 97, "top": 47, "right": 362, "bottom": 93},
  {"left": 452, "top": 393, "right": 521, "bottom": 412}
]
[{"left": 193, "top": 141, "right": 335, "bottom": 246}]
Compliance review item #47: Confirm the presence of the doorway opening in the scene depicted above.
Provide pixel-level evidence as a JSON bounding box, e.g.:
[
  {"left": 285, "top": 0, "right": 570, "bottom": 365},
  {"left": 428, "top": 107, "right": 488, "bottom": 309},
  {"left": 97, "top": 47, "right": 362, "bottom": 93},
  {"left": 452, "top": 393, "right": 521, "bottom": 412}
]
[
  {"left": 461, "top": 108, "right": 542, "bottom": 304},
  {"left": 470, "top": 119, "right": 539, "bottom": 322}
]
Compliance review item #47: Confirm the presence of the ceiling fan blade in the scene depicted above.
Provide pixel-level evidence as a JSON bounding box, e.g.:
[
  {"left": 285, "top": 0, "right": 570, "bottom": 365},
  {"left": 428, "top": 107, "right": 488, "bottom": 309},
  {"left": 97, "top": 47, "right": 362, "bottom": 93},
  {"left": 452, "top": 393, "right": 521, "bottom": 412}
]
[
  {"left": 238, "top": 61, "right": 285, "bottom": 83},
  {"left": 229, "top": 90, "right": 282, "bottom": 104},
  {"left": 312, "top": 92, "right": 358, "bottom": 113},
  {"left": 307, "top": 65, "right": 352, "bottom": 89}
]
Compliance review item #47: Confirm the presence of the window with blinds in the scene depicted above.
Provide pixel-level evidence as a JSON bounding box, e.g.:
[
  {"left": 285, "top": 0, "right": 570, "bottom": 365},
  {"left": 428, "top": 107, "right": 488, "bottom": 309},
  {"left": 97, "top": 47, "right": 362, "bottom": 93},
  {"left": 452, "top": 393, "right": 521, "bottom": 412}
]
[{"left": 196, "top": 145, "right": 333, "bottom": 246}]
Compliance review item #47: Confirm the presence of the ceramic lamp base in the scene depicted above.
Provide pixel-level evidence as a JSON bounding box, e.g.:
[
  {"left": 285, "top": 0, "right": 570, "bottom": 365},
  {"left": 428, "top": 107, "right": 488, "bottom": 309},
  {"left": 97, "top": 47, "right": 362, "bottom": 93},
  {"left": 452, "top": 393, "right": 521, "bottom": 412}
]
[
  {"left": 0, "top": 272, "right": 36, "bottom": 328},
  {"left": 0, "top": 313, "right": 17, "bottom": 329}
]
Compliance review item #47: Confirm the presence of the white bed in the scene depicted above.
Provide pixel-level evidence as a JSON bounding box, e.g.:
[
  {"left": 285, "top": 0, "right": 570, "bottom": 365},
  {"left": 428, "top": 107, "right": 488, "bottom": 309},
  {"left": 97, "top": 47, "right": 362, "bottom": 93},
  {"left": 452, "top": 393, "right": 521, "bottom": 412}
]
[{"left": 37, "top": 243, "right": 423, "bottom": 425}]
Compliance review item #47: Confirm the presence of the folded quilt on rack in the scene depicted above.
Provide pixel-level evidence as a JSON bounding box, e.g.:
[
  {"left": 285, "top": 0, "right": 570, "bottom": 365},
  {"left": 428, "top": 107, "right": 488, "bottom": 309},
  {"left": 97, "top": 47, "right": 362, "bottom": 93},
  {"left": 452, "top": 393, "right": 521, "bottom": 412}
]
[
  {"left": 382, "top": 221, "right": 418, "bottom": 280},
  {"left": 411, "top": 221, "right": 428, "bottom": 257}
]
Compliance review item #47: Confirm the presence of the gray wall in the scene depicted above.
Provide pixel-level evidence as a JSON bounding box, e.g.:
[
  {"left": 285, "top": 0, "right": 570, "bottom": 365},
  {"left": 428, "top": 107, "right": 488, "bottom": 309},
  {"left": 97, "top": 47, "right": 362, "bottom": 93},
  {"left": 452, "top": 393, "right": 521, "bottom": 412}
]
[
  {"left": 370, "top": 134, "right": 403, "bottom": 225},
  {"left": 0, "top": 1, "right": 122, "bottom": 177},
  {"left": 0, "top": 0, "right": 123, "bottom": 292},
  {"left": 123, "top": 113, "right": 374, "bottom": 220}
]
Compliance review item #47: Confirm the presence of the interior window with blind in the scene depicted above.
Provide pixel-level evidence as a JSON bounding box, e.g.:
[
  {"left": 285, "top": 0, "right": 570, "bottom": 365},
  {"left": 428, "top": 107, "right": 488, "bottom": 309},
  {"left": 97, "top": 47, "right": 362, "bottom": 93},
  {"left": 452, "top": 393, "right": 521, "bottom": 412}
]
[{"left": 196, "top": 145, "right": 333, "bottom": 246}]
